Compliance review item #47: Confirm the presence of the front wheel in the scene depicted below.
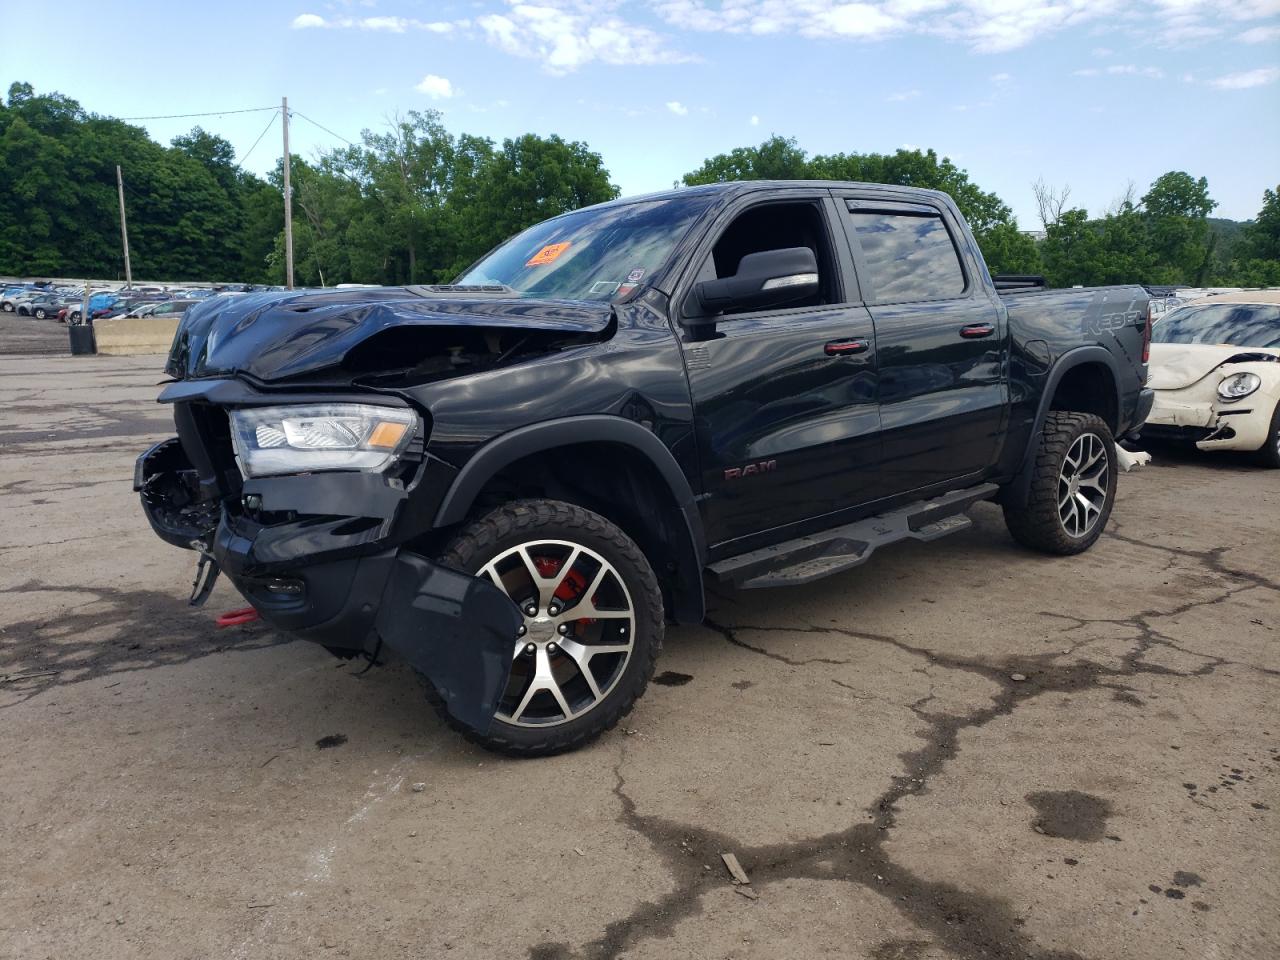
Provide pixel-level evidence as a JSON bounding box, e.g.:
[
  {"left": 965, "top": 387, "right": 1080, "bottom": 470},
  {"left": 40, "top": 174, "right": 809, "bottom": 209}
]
[
  {"left": 426, "top": 499, "right": 663, "bottom": 757},
  {"left": 1256, "top": 402, "right": 1280, "bottom": 469},
  {"left": 1003, "top": 412, "right": 1118, "bottom": 555},
  {"left": 34, "top": 308, "right": 47, "bottom": 319}
]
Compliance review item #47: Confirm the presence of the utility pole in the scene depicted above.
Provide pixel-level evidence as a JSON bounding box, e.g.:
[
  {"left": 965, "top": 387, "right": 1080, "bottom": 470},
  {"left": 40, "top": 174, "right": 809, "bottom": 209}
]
[
  {"left": 281, "top": 96, "right": 295, "bottom": 290},
  {"left": 116, "top": 165, "right": 132, "bottom": 289}
]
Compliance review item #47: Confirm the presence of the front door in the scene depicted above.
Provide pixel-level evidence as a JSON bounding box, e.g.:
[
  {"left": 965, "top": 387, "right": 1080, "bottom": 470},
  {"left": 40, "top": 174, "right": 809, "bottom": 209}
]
[{"left": 677, "top": 194, "right": 882, "bottom": 550}]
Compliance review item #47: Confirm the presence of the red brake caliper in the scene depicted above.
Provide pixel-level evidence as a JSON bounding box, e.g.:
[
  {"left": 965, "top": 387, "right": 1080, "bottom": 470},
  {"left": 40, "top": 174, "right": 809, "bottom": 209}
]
[{"left": 533, "top": 557, "right": 594, "bottom": 630}]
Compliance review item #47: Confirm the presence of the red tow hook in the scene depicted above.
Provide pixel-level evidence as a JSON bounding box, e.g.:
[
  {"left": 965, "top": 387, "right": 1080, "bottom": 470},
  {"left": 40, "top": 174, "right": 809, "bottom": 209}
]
[{"left": 216, "top": 606, "right": 260, "bottom": 628}]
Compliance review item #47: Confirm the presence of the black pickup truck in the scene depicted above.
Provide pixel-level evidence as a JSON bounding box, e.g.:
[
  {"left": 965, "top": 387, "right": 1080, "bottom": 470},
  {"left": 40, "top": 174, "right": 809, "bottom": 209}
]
[{"left": 136, "top": 180, "right": 1154, "bottom": 755}]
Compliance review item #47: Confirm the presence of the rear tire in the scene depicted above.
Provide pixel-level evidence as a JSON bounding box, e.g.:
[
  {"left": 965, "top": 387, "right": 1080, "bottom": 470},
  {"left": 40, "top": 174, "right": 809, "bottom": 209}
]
[
  {"left": 1003, "top": 412, "right": 1118, "bottom": 555},
  {"left": 1256, "top": 402, "right": 1280, "bottom": 469},
  {"left": 34, "top": 308, "right": 47, "bottom": 319},
  {"left": 424, "top": 499, "right": 663, "bottom": 757}
]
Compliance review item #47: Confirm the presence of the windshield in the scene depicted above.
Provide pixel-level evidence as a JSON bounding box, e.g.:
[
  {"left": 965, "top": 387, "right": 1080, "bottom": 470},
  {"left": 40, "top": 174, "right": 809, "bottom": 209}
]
[
  {"left": 1152, "top": 303, "right": 1280, "bottom": 349},
  {"left": 456, "top": 195, "right": 713, "bottom": 302}
]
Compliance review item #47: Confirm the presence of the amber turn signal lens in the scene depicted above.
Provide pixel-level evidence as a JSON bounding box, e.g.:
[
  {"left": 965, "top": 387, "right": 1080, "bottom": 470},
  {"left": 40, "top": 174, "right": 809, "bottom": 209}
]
[{"left": 367, "top": 420, "right": 410, "bottom": 449}]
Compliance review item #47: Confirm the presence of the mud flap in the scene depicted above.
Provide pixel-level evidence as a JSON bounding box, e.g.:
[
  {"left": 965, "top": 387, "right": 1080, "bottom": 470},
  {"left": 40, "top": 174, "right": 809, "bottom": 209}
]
[{"left": 375, "top": 552, "right": 521, "bottom": 736}]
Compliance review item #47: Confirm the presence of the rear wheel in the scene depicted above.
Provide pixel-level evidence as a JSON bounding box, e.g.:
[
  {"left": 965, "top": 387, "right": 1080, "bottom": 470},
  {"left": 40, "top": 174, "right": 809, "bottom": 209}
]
[
  {"left": 427, "top": 499, "right": 663, "bottom": 757},
  {"left": 1256, "top": 402, "right": 1280, "bottom": 469},
  {"left": 1003, "top": 412, "right": 1118, "bottom": 555},
  {"left": 34, "top": 308, "right": 47, "bottom": 319}
]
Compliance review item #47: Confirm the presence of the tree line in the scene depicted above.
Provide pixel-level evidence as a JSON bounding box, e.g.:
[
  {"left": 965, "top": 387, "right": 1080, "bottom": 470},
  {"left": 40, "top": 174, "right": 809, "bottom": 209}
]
[{"left": 1, "top": 82, "right": 1276, "bottom": 289}]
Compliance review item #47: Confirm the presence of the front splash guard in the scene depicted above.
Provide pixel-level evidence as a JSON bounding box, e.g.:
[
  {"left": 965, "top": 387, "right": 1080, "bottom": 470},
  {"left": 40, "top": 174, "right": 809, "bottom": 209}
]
[{"left": 376, "top": 552, "right": 521, "bottom": 736}]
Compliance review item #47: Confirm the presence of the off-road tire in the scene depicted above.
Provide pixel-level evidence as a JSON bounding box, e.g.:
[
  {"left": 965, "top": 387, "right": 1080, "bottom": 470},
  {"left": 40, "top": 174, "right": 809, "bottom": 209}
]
[
  {"left": 1256, "top": 402, "right": 1280, "bottom": 469},
  {"left": 423, "top": 499, "right": 664, "bottom": 757},
  {"left": 1002, "top": 412, "right": 1118, "bottom": 555}
]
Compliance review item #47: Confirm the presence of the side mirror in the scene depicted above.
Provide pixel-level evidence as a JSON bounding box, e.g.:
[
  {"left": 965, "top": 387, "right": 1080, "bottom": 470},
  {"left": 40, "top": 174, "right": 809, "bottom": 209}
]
[{"left": 692, "top": 246, "right": 819, "bottom": 318}]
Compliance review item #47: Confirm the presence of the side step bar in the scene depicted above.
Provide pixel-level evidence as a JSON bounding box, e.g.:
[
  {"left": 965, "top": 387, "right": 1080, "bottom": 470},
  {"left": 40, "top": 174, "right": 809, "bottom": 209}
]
[{"left": 709, "top": 483, "right": 999, "bottom": 589}]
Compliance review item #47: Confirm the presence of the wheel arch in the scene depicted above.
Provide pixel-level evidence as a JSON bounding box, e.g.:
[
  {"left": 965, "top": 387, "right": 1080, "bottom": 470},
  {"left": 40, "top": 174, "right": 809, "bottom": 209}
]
[
  {"left": 433, "top": 416, "right": 707, "bottom": 624},
  {"left": 1003, "top": 347, "right": 1123, "bottom": 510}
]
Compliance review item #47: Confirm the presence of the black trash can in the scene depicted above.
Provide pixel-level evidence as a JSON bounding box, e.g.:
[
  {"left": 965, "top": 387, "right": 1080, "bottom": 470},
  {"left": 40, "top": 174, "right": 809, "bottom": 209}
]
[{"left": 68, "top": 322, "right": 96, "bottom": 355}]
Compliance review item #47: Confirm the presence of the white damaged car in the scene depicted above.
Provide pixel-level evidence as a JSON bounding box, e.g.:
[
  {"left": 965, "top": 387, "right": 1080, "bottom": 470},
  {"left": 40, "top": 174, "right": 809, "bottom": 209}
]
[{"left": 1145, "top": 291, "right": 1280, "bottom": 468}]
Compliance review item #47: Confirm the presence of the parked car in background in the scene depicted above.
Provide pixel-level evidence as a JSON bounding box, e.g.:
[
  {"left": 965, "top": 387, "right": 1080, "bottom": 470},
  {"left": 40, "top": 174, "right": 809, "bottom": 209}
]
[
  {"left": 17, "top": 294, "right": 69, "bottom": 319},
  {"left": 125, "top": 299, "right": 196, "bottom": 318},
  {"left": 2, "top": 288, "right": 38, "bottom": 312},
  {"left": 1145, "top": 291, "right": 1280, "bottom": 467},
  {"left": 67, "top": 291, "right": 120, "bottom": 323}
]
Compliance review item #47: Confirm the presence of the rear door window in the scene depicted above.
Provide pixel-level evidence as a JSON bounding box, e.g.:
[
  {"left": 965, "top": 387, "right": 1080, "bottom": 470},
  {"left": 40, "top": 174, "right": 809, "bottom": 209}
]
[{"left": 847, "top": 209, "right": 966, "bottom": 304}]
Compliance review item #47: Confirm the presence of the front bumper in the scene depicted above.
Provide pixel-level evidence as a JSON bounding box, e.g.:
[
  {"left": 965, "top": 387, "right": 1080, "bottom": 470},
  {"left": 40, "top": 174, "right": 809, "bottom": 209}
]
[
  {"left": 136, "top": 432, "right": 521, "bottom": 735},
  {"left": 1146, "top": 390, "right": 1269, "bottom": 451}
]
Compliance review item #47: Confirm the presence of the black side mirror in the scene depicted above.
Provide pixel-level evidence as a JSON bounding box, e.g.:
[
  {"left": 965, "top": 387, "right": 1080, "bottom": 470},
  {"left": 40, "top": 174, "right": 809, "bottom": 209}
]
[{"left": 692, "top": 246, "right": 819, "bottom": 319}]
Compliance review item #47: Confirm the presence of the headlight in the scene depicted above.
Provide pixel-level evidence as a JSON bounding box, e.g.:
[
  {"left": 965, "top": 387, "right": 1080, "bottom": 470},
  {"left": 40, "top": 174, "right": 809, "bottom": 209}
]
[
  {"left": 229, "top": 404, "right": 418, "bottom": 478},
  {"left": 1217, "top": 372, "right": 1261, "bottom": 402}
]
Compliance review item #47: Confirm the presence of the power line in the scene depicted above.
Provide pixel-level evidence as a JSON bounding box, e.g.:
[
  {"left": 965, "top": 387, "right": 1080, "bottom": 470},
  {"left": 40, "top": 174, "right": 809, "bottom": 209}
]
[
  {"left": 120, "top": 105, "right": 278, "bottom": 121},
  {"left": 236, "top": 109, "right": 280, "bottom": 170},
  {"left": 291, "top": 110, "right": 357, "bottom": 148}
]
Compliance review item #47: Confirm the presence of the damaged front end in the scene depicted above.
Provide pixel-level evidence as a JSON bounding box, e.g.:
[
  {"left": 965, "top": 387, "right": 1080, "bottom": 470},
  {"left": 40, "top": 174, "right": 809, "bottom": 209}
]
[
  {"left": 134, "top": 286, "right": 609, "bottom": 735},
  {"left": 1146, "top": 348, "right": 1279, "bottom": 452}
]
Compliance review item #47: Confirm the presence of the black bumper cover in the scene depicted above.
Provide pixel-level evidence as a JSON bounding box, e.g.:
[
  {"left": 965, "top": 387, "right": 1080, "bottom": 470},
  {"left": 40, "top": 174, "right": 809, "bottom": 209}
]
[{"left": 137, "top": 438, "right": 519, "bottom": 736}]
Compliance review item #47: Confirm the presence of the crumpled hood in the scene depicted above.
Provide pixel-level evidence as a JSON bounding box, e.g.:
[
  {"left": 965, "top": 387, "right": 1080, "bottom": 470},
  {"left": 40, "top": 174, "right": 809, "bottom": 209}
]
[
  {"left": 1147, "top": 342, "right": 1280, "bottom": 390},
  {"left": 165, "top": 287, "right": 613, "bottom": 382}
]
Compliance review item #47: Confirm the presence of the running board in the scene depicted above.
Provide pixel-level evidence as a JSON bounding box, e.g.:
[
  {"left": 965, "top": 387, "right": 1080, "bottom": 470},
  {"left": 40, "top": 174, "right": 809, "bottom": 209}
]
[{"left": 709, "top": 483, "right": 999, "bottom": 589}]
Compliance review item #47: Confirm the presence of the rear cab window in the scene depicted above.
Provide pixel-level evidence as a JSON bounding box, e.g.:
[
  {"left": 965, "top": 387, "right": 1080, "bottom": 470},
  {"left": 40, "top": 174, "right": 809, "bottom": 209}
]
[{"left": 844, "top": 202, "right": 967, "bottom": 304}]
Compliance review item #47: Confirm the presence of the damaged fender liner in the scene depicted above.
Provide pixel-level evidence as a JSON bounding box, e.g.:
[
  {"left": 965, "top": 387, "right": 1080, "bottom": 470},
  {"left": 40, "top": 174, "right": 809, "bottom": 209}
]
[{"left": 374, "top": 552, "right": 521, "bottom": 734}]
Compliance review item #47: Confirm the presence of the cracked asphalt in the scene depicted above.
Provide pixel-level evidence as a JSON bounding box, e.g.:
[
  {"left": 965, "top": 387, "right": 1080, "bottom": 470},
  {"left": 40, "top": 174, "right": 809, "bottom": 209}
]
[{"left": 1, "top": 321, "right": 1277, "bottom": 960}]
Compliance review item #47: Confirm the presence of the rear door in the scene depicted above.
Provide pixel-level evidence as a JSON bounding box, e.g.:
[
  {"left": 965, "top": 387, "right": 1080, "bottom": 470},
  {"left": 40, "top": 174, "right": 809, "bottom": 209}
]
[
  {"left": 676, "top": 190, "right": 882, "bottom": 549},
  {"left": 835, "top": 194, "right": 1007, "bottom": 496}
]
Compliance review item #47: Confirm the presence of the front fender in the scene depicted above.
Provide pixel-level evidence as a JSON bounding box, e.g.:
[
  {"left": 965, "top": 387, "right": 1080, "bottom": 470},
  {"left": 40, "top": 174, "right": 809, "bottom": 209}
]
[{"left": 375, "top": 552, "right": 521, "bottom": 735}]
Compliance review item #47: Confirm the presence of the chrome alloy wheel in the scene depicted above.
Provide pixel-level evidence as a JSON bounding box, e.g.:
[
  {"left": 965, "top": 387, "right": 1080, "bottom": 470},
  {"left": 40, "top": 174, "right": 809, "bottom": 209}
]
[
  {"left": 1058, "top": 432, "right": 1109, "bottom": 538},
  {"left": 479, "top": 540, "right": 635, "bottom": 727}
]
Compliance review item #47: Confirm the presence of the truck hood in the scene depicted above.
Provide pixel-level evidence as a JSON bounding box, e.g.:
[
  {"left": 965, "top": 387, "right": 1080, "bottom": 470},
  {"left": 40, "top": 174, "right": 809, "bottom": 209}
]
[
  {"left": 165, "top": 287, "right": 614, "bottom": 382},
  {"left": 1147, "top": 342, "right": 1280, "bottom": 390}
]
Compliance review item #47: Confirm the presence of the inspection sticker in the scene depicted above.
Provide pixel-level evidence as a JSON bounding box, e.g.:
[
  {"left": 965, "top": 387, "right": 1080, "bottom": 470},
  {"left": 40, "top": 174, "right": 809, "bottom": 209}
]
[{"left": 526, "top": 242, "right": 571, "bottom": 266}]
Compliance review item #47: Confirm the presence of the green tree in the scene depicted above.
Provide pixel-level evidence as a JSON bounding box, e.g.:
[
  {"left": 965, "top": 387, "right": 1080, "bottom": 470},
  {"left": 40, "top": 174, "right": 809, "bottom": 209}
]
[{"left": 1141, "top": 171, "right": 1217, "bottom": 284}]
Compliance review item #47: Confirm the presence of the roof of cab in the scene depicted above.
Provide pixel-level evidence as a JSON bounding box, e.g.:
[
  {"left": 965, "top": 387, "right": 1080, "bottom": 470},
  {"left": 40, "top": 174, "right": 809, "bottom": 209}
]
[{"left": 581, "top": 179, "right": 955, "bottom": 211}]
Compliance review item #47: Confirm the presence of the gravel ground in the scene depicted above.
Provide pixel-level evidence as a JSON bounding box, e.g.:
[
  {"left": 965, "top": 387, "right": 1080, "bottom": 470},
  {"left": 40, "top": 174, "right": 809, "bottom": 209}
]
[{"left": 0, "top": 337, "right": 1276, "bottom": 960}]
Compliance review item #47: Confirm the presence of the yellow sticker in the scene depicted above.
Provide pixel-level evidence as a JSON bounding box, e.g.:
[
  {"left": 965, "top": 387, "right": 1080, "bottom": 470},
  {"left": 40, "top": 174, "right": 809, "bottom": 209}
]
[{"left": 526, "top": 242, "right": 571, "bottom": 267}]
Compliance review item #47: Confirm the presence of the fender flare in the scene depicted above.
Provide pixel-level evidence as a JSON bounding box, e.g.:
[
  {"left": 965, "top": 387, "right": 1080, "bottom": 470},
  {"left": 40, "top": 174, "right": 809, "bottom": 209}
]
[
  {"left": 1004, "top": 346, "right": 1124, "bottom": 510},
  {"left": 433, "top": 415, "right": 707, "bottom": 623}
]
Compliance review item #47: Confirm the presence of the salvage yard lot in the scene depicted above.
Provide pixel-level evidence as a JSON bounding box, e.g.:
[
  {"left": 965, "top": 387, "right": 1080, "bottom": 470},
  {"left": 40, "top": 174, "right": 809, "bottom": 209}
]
[{"left": 1, "top": 316, "right": 1277, "bottom": 960}]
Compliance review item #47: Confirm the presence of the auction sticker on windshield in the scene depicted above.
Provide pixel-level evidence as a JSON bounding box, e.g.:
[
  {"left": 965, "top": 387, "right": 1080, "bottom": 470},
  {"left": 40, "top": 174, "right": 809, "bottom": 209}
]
[{"left": 526, "top": 242, "right": 571, "bottom": 267}]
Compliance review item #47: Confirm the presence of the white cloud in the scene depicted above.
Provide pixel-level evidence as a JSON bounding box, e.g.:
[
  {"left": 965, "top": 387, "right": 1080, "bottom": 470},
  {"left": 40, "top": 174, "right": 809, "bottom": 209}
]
[
  {"left": 477, "top": 5, "right": 695, "bottom": 74},
  {"left": 750, "top": 114, "right": 760, "bottom": 125},
  {"left": 292, "top": 2, "right": 1280, "bottom": 74},
  {"left": 1074, "top": 64, "right": 1165, "bottom": 78},
  {"left": 1238, "top": 25, "right": 1280, "bottom": 42},
  {"left": 990, "top": 72, "right": 1012, "bottom": 83},
  {"left": 291, "top": 12, "right": 461, "bottom": 33},
  {"left": 416, "top": 74, "right": 456, "bottom": 99},
  {"left": 887, "top": 89, "right": 921, "bottom": 101},
  {"left": 1209, "top": 66, "right": 1280, "bottom": 89},
  {"left": 652, "top": 0, "right": 1280, "bottom": 54},
  {"left": 666, "top": 100, "right": 689, "bottom": 115},
  {"left": 817, "top": 3, "right": 901, "bottom": 36}
]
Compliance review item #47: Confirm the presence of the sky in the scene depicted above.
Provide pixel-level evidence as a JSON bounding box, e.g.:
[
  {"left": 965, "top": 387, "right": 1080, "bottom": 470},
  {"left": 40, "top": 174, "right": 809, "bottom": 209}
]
[{"left": 5, "top": 0, "right": 1279, "bottom": 227}]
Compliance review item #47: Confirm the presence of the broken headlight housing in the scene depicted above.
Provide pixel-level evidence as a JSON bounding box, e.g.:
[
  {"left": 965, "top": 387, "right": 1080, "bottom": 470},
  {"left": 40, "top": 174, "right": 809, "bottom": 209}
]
[
  {"left": 229, "top": 404, "right": 418, "bottom": 478},
  {"left": 1216, "top": 372, "right": 1260, "bottom": 402}
]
